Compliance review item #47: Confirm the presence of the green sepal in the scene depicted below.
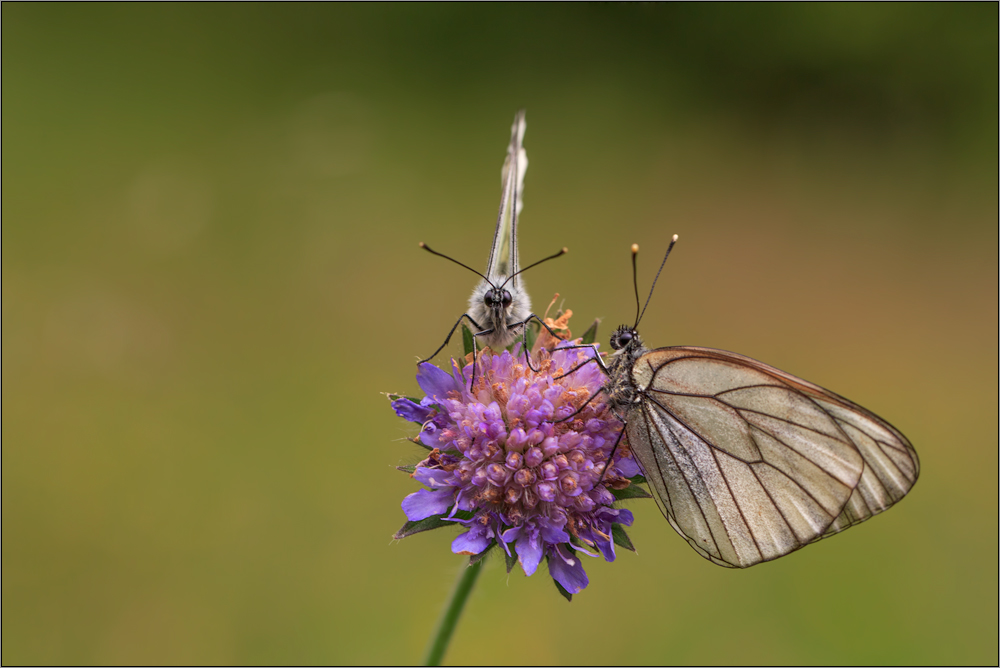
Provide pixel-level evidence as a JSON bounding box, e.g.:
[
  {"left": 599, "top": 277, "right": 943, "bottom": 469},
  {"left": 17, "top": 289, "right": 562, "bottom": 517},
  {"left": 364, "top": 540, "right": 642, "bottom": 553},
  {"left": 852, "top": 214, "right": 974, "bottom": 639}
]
[
  {"left": 396, "top": 464, "right": 417, "bottom": 474},
  {"left": 611, "top": 523, "right": 636, "bottom": 552},
  {"left": 504, "top": 544, "right": 518, "bottom": 573},
  {"left": 386, "top": 393, "right": 423, "bottom": 404},
  {"left": 581, "top": 319, "right": 600, "bottom": 345},
  {"left": 408, "top": 437, "right": 433, "bottom": 451},
  {"left": 394, "top": 515, "right": 455, "bottom": 540},
  {"left": 629, "top": 474, "right": 647, "bottom": 486},
  {"left": 393, "top": 509, "right": 473, "bottom": 540},
  {"left": 611, "top": 483, "right": 653, "bottom": 500},
  {"left": 461, "top": 325, "right": 476, "bottom": 358},
  {"left": 469, "top": 540, "right": 497, "bottom": 566}
]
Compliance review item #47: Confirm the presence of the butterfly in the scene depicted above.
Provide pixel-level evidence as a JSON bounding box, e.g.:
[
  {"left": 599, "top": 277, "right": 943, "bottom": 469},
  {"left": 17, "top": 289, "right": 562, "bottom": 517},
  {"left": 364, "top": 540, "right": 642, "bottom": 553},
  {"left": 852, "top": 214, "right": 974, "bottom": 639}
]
[
  {"left": 419, "top": 111, "right": 566, "bottom": 371},
  {"left": 562, "top": 236, "right": 919, "bottom": 568}
]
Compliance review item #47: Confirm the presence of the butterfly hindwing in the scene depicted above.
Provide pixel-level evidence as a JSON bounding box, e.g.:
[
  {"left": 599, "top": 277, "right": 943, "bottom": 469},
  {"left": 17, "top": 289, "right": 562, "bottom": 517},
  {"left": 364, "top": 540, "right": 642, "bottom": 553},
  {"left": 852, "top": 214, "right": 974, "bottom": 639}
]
[{"left": 626, "top": 346, "right": 919, "bottom": 568}]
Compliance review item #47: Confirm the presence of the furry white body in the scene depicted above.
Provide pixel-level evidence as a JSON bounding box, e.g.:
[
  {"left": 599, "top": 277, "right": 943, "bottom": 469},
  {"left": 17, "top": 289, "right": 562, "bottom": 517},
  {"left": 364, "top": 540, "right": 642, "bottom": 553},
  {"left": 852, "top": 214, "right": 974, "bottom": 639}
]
[{"left": 468, "top": 276, "right": 532, "bottom": 350}]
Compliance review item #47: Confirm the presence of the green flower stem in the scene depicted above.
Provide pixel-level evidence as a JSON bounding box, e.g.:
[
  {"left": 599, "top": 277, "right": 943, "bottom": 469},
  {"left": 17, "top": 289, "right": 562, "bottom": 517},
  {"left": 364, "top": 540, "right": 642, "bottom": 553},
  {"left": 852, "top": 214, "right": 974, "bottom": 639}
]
[{"left": 423, "top": 559, "right": 483, "bottom": 666}]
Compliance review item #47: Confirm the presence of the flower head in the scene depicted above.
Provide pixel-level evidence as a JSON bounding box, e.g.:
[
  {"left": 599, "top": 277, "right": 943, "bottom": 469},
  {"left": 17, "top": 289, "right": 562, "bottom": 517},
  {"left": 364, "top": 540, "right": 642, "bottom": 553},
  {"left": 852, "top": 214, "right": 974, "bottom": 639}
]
[{"left": 390, "top": 323, "right": 645, "bottom": 599}]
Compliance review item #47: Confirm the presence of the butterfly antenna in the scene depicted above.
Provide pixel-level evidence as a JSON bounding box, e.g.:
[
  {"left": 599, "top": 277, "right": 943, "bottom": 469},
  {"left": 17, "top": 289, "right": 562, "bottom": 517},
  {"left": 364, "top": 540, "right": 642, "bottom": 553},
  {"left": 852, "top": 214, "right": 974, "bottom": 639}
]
[
  {"left": 636, "top": 234, "right": 678, "bottom": 328},
  {"left": 631, "top": 244, "right": 641, "bottom": 327},
  {"left": 419, "top": 242, "right": 493, "bottom": 286},
  {"left": 498, "top": 247, "right": 568, "bottom": 290}
]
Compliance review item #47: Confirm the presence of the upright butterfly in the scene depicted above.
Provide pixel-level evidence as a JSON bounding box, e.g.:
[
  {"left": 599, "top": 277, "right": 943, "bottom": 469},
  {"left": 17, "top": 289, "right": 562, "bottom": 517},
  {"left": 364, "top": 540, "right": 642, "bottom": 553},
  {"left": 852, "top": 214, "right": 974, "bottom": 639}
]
[
  {"left": 419, "top": 111, "right": 566, "bottom": 371},
  {"left": 563, "top": 237, "right": 919, "bottom": 568}
]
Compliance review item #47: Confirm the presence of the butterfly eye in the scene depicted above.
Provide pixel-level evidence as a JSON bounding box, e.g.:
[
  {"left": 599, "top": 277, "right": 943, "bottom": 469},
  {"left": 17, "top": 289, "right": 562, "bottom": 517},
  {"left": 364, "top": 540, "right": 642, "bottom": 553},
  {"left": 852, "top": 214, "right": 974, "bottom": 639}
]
[
  {"left": 483, "top": 290, "right": 495, "bottom": 306},
  {"left": 610, "top": 329, "right": 633, "bottom": 350},
  {"left": 501, "top": 290, "right": 513, "bottom": 307}
]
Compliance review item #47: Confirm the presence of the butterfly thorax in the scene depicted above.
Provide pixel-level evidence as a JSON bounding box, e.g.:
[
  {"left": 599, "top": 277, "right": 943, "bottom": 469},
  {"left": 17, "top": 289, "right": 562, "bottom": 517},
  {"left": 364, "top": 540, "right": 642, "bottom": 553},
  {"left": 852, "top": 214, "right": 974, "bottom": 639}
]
[{"left": 605, "top": 325, "right": 648, "bottom": 411}]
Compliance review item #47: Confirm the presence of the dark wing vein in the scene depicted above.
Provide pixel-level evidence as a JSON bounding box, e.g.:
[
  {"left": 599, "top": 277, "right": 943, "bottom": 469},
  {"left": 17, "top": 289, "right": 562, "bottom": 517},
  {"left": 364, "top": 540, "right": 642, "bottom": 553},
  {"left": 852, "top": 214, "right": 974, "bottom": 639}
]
[
  {"left": 655, "top": 408, "right": 724, "bottom": 558},
  {"left": 746, "top": 424, "right": 844, "bottom": 524},
  {"left": 743, "top": 427, "right": 815, "bottom": 542},
  {"left": 645, "top": 381, "right": 865, "bottom": 514},
  {"left": 647, "top": 357, "right": 863, "bottom": 458},
  {"left": 840, "top": 421, "right": 911, "bottom": 487},
  {"left": 643, "top": 391, "right": 848, "bottom": 485},
  {"left": 642, "top": 391, "right": 769, "bottom": 565},
  {"left": 638, "top": 401, "right": 726, "bottom": 562},
  {"left": 707, "top": 445, "right": 765, "bottom": 559},
  {"left": 649, "top": 349, "right": 913, "bottom": 466},
  {"left": 643, "top": 393, "right": 754, "bottom": 461},
  {"left": 747, "top": 466, "right": 804, "bottom": 549},
  {"left": 729, "top": 405, "right": 852, "bottom": 450},
  {"left": 631, "top": 347, "right": 917, "bottom": 566}
]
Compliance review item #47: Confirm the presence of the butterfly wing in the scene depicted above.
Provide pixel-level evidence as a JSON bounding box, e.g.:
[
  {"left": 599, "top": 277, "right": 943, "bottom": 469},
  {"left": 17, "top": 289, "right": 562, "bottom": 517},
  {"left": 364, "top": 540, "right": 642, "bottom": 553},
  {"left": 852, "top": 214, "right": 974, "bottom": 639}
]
[
  {"left": 485, "top": 110, "right": 527, "bottom": 285},
  {"left": 626, "top": 346, "right": 918, "bottom": 568}
]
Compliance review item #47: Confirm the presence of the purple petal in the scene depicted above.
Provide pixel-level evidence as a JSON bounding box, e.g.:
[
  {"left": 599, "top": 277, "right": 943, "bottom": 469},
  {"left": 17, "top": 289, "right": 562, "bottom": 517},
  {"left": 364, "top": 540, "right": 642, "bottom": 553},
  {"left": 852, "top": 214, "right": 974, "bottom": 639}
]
[
  {"left": 613, "top": 508, "right": 635, "bottom": 526},
  {"left": 419, "top": 422, "right": 445, "bottom": 449},
  {"left": 539, "top": 522, "right": 570, "bottom": 545},
  {"left": 416, "top": 362, "right": 458, "bottom": 401},
  {"left": 413, "top": 467, "right": 457, "bottom": 489},
  {"left": 452, "top": 528, "right": 492, "bottom": 555},
  {"left": 517, "top": 534, "right": 543, "bottom": 576},
  {"left": 401, "top": 488, "right": 454, "bottom": 521},
  {"left": 391, "top": 397, "right": 433, "bottom": 424},
  {"left": 451, "top": 358, "right": 472, "bottom": 387},
  {"left": 596, "top": 536, "right": 616, "bottom": 562},
  {"left": 455, "top": 491, "right": 475, "bottom": 512},
  {"left": 615, "top": 456, "right": 640, "bottom": 478},
  {"left": 548, "top": 547, "right": 589, "bottom": 594},
  {"left": 590, "top": 487, "right": 616, "bottom": 506},
  {"left": 501, "top": 526, "right": 522, "bottom": 543},
  {"left": 572, "top": 542, "right": 600, "bottom": 558},
  {"left": 484, "top": 402, "right": 502, "bottom": 422}
]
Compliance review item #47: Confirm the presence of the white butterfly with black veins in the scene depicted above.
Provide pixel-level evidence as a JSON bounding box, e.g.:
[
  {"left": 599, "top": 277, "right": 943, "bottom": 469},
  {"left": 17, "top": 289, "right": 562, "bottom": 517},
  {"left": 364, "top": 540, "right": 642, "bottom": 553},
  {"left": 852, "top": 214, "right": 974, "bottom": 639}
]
[
  {"left": 567, "top": 237, "right": 919, "bottom": 568},
  {"left": 419, "top": 111, "right": 566, "bottom": 368}
]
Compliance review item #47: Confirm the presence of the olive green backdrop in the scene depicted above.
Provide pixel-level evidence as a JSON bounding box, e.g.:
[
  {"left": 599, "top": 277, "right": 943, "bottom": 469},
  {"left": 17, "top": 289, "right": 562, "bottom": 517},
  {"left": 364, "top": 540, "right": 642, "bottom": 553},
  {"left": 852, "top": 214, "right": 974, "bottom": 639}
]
[{"left": 3, "top": 4, "right": 997, "bottom": 665}]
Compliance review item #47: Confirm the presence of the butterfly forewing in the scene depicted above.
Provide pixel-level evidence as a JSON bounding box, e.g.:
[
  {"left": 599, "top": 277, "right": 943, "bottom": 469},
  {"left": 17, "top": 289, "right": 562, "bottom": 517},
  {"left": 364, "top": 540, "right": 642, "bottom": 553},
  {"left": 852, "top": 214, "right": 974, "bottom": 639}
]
[
  {"left": 467, "top": 111, "right": 532, "bottom": 350},
  {"left": 485, "top": 110, "right": 527, "bottom": 287},
  {"left": 627, "top": 346, "right": 919, "bottom": 568}
]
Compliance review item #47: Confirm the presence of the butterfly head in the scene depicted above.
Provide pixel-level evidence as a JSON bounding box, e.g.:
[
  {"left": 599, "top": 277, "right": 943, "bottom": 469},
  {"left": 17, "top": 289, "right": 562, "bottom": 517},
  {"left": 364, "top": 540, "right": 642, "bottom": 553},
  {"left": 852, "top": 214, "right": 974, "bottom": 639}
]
[
  {"left": 468, "top": 278, "right": 532, "bottom": 347},
  {"left": 483, "top": 285, "right": 514, "bottom": 312},
  {"left": 610, "top": 325, "right": 642, "bottom": 354}
]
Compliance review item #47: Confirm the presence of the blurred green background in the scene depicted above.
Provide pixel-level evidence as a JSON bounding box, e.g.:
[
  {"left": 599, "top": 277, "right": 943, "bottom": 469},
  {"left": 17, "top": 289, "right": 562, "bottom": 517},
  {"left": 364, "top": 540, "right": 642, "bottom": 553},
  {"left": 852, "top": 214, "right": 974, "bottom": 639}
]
[{"left": 3, "top": 4, "right": 997, "bottom": 665}]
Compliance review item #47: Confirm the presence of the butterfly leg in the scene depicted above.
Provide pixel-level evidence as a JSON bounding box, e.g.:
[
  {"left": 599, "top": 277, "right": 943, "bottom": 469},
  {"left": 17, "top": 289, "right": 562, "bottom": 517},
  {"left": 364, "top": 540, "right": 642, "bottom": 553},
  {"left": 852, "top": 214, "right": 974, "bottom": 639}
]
[
  {"left": 521, "top": 313, "right": 566, "bottom": 340},
  {"left": 548, "top": 343, "right": 609, "bottom": 368},
  {"left": 596, "top": 415, "right": 628, "bottom": 485},
  {"left": 518, "top": 323, "right": 541, "bottom": 373},
  {"left": 555, "top": 387, "right": 604, "bottom": 423},
  {"left": 418, "top": 313, "right": 486, "bottom": 366},
  {"left": 552, "top": 345, "right": 610, "bottom": 380},
  {"left": 505, "top": 314, "right": 568, "bottom": 371},
  {"left": 465, "top": 327, "right": 500, "bottom": 389}
]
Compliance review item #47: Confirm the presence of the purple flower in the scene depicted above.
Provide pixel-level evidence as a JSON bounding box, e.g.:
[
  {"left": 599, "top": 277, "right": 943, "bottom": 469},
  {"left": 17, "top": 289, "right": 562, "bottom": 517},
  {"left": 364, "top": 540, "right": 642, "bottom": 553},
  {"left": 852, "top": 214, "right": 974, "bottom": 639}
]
[{"left": 390, "top": 330, "right": 645, "bottom": 599}]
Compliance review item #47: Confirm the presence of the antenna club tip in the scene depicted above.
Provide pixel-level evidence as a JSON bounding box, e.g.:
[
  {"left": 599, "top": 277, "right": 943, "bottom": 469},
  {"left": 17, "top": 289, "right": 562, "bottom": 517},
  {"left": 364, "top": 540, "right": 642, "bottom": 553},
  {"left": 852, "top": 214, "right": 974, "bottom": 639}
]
[
  {"left": 418, "top": 241, "right": 426, "bottom": 248},
  {"left": 631, "top": 243, "right": 639, "bottom": 254},
  {"left": 561, "top": 247, "right": 569, "bottom": 254},
  {"left": 672, "top": 234, "right": 679, "bottom": 242}
]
